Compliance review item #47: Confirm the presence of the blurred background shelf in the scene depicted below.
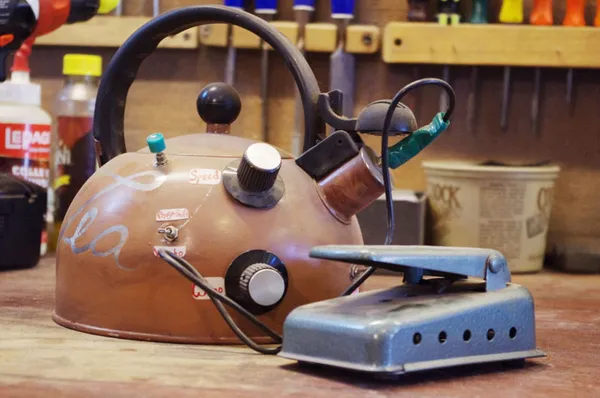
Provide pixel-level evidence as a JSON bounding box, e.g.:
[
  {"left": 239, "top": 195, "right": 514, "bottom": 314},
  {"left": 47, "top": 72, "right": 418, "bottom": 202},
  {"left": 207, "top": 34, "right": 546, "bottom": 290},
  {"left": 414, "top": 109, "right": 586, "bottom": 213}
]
[
  {"left": 199, "top": 22, "right": 380, "bottom": 54},
  {"left": 36, "top": 16, "right": 198, "bottom": 49},
  {"left": 26, "top": 0, "right": 600, "bottom": 254},
  {"left": 383, "top": 22, "right": 600, "bottom": 68}
]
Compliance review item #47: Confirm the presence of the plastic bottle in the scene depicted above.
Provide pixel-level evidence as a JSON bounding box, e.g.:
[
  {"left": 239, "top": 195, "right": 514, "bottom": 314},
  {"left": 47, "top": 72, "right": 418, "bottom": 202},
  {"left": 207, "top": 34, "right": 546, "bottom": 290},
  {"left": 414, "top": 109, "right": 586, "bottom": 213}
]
[
  {"left": 0, "top": 42, "right": 52, "bottom": 256},
  {"left": 48, "top": 54, "right": 102, "bottom": 252}
]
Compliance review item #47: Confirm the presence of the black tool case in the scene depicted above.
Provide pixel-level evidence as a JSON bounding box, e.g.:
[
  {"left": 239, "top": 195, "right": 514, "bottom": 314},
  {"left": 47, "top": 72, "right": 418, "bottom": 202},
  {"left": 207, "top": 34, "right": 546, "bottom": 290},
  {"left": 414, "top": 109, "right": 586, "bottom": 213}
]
[{"left": 0, "top": 173, "right": 46, "bottom": 270}]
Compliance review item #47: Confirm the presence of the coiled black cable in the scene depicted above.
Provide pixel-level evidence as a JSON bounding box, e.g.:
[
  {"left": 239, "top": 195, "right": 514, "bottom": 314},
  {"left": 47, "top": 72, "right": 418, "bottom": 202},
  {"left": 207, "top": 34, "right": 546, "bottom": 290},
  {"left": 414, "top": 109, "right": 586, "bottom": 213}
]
[
  {"left": 341, "top": 78, "right": 455, "bottom": 296},
  {"left": 158, "top": 78, "right": 456, "bottom": 354},
  {"left": 158, "top": 250, "right": 282, "bottom": 354}
]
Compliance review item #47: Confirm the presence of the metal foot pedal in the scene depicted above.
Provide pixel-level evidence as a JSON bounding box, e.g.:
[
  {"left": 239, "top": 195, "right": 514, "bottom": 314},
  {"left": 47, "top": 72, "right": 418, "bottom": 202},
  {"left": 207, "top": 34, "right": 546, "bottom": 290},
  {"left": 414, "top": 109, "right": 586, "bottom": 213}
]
[{"left": 279, "top": 246, "right": 545, "bottom": 376}]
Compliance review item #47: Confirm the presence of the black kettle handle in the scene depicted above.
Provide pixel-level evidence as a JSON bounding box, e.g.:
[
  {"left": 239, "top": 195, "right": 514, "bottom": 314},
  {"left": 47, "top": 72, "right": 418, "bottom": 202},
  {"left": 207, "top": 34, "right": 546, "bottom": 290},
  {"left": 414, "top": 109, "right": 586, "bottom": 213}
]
[{"left": 94, "top": 5, "right": 323, "bottom": 165}]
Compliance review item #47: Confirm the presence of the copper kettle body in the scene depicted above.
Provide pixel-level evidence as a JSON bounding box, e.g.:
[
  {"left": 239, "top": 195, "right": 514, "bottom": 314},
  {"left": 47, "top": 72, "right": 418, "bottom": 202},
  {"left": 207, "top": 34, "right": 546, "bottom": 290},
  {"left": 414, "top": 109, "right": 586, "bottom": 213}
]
[{"left": 53, "top": 6, "right": 387, "bottom": 344}]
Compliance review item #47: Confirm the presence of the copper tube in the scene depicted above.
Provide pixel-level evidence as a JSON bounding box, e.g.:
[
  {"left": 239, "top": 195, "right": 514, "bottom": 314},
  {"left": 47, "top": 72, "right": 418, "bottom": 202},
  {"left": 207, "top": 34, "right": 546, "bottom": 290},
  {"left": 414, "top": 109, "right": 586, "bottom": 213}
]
[{"left": 317, "top": 147, "right": 385, "bottom": 223}]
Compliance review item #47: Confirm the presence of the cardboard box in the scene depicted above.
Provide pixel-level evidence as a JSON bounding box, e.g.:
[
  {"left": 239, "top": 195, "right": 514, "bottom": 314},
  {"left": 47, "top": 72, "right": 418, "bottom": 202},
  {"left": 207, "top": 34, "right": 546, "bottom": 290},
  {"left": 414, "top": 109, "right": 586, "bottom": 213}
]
[
  {"left": 356, "top": 190, "right": 426, "bottom": 277},
  {"left": 356, "top": 190, "right": 426, "bottom": 275}
]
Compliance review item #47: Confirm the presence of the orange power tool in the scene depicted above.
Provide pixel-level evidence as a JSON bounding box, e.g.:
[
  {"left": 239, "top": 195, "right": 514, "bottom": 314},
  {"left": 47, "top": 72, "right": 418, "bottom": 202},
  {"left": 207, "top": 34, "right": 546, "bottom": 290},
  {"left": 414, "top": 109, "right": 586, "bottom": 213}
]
[{"left": 0, "top": 0, "right": 118, "bottom": 82}]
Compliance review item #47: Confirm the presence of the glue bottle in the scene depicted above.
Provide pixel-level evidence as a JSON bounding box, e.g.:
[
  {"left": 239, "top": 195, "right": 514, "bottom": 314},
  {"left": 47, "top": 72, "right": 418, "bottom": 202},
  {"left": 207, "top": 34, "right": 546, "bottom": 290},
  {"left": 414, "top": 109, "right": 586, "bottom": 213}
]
[
  {"left": 48, "top": 54, "right": 102, "bottom": 252},
  {"left": 0, "top": 41, "right": 52, "bottom": 256}
]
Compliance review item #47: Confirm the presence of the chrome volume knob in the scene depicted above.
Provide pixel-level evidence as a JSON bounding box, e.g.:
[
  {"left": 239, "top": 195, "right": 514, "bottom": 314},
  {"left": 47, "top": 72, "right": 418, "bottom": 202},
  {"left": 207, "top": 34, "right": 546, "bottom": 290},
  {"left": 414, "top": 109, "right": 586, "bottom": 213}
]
[
  {"left": 239, "top": 263, "right": 286, "bottom": 307},
  {"left": 225, "top": 250, "right": 289, "bottom": 314}
]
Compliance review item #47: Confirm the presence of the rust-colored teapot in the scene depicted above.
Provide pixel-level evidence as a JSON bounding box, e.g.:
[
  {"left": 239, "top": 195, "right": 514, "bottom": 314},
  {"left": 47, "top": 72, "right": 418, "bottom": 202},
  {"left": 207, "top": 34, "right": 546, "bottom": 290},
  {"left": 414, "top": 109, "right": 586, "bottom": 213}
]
[{"left": 54, "top": 5, "right": 448, "bottom": 345}]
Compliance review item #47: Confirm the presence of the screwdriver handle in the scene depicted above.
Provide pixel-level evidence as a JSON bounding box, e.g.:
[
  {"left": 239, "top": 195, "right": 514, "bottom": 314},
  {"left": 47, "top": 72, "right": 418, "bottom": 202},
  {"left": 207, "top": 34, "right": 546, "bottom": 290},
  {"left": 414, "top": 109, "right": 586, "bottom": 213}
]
[
  {"left": 331, "top": 0, "right": 355, "bottom": 19},
  {"left": 596, "top": 0, "right": 600, "bottom": 26},
  {"left": 224, "top": 0, "right": 244, "bottom": 9},
  {"left": 255, "top": 0, "right": 278, "bottom": 14},
  {"left": 293, "top": 0, "right": 316, "bottom": 11},
  {"left": 470, "top": 0, "right": 488, "bottom": 23},
  {"left": 407, "top": 0, "right": 429, "bottom": 21},
  {"left": 530, "top": 0, "right": 552, "bottom": 25},
  {"left": 499, "top": 0, "right": 523, "bottom": 23},
  {"left": 437, "top": 0, "right": 462, "bottom": 25},
  {"left": 563, "top": 0, "right": 586, "bottom": 26}
]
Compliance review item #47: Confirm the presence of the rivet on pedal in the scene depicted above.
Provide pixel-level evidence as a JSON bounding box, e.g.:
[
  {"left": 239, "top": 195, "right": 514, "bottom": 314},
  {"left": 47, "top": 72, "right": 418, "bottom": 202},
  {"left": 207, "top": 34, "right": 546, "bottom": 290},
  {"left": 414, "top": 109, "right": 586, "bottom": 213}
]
[{"left": 487, "top": 255, "right": 505, "bottom": 274}]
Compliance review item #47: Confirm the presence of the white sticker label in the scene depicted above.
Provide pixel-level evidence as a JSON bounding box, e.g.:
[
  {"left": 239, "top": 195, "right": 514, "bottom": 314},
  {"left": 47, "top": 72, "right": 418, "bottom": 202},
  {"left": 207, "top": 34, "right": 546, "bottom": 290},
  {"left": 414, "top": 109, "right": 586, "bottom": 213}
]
[
  {"left": 193, "top": 278, "right": 226, "bottom": 300},
  {"left": 188, "top": 169, "right": 222, "bottom": 185},
  {"left": 156, "top": 208, "right": 189, "bottom": 222},
  {"left": 153, "top": 245, "right": 187, "bottom": 258}
]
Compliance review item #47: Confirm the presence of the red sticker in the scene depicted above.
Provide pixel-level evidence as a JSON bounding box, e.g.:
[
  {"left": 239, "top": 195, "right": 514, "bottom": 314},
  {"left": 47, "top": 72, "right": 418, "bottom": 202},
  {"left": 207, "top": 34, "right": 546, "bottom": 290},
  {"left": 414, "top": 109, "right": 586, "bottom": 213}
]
[
  {"left": 153, "top": 246, "right": 186, "bottom": 258},
  {"left": 156, "top": 208, "right": 189, "bottom": 222},
  {"left": 192, "top": 278, "right": 226, "bottom": 300}
]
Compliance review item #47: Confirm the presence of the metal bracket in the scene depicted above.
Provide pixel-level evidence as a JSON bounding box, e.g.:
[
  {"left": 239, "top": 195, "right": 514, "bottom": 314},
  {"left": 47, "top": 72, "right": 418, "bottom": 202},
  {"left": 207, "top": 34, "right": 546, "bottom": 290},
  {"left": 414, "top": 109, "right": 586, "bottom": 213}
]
[
  {"left": 317, "top": 91, "right": 358, "bottom": 132},
  {"left": 309, "top": 245, "right": 512, "bottom": 292},
  {"left": 295, "top": 130, "right": 361, "bottom": 180}
]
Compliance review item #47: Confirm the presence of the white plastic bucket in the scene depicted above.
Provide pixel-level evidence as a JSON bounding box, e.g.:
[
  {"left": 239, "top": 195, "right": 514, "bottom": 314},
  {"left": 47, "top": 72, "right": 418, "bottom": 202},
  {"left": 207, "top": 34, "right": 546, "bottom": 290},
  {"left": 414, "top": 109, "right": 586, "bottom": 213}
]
[{"left": 422, "top": 161, "right": 561, "bottom": 273}]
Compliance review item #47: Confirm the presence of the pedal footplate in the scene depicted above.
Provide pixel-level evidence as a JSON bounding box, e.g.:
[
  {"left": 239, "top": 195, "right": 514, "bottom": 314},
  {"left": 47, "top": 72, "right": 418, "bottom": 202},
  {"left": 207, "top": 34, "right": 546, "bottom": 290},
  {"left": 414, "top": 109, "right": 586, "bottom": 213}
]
[{"left": 279, "top": 245, "right": 545, "bottom": 376}]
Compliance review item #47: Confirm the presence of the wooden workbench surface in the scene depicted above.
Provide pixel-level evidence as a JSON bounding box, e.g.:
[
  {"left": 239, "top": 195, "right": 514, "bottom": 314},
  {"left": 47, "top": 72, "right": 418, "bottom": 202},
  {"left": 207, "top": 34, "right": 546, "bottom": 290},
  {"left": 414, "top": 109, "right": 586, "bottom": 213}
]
[{"left": 1, "top": 257, "right": 599, "bottom": 397}]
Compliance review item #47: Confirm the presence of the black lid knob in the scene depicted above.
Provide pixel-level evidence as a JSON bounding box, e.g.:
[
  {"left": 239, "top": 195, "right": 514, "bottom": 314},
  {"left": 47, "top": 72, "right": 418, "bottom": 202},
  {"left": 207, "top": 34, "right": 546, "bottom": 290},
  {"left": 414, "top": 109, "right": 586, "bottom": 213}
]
[
  {"left": 237, "top": 143, "right": 281, "bottom": 192},
  {"left": 239, "top": 263, "right": 286, "bottom": 308},
  {"left": 196, "top": 83, "right": 242, "bottom": 125},
  {"left": 355, "top": 100, "right": 418, "bottom": 136}
]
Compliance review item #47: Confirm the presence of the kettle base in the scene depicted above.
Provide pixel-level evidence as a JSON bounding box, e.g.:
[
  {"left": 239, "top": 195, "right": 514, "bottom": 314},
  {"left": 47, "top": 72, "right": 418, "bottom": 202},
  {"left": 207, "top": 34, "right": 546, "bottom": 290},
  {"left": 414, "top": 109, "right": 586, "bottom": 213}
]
[{"left": 52, "top": 312, "right": 275, "bottom": 345}]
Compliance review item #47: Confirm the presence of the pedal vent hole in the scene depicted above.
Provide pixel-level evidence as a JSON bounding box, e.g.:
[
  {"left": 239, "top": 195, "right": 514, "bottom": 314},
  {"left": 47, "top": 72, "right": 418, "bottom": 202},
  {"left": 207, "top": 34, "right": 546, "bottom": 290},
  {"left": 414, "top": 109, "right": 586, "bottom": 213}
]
[
  {"left": 487, "top": 329, "right": 495, "bottom": 341},
  {"left": 438, "top": 331, "right": 447, "bottom": 344},
  {"left": 509, "top": 327, "right": 517, "bottom": 339},
  {"left": 463, "top": 329, "right": 471, "bottom": 341},
  {"left": 413, "top": 332, "right": 422, "bottom": 345}
]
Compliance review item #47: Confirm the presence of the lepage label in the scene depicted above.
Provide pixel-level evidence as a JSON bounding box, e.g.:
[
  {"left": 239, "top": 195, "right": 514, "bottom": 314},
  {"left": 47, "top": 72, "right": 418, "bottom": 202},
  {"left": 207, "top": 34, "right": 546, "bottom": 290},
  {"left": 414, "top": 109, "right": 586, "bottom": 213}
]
[
  {"left": 0, "top": 123, "right": 51, "bottom": 189},
  {"left": 156, "top": 208, "right": 189, "bottom": 221},
  {"left": 0, "top": 123, "right": 51, "bottom": 161}
]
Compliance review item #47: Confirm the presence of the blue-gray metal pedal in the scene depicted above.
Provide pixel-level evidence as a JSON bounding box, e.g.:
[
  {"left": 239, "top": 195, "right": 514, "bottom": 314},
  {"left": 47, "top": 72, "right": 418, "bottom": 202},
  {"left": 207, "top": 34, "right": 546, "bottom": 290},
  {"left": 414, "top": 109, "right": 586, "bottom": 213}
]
[{"left": 279, "top": 245, "right": 545, "bottom": 376}]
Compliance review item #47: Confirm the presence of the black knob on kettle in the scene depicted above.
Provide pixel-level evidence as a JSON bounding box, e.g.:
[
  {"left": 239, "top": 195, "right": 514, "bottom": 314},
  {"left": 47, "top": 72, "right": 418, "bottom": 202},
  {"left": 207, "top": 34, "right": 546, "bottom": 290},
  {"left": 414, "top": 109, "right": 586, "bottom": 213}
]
[
  {"left": 238, "top": 143, "right": 281, "bottom": 192},
  {"left": 222, "top": 142, "right": 285, "bottom": 209},
  {"left": 225, "top": 250, "right": 289, "bottom": 315},
  {"left": 196, "top": 83, "right": 242, "bottom": 128}
]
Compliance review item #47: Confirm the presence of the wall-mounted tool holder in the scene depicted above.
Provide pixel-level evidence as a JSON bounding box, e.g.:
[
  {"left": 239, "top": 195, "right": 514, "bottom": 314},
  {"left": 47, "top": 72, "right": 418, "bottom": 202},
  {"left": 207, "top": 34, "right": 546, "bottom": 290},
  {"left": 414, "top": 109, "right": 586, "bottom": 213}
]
[
  {"left": 382, "top": 22, "right": 600, "bottom": 67},
  {"left": 36, "top": 16, "right": 198, "bottom": 49},
  {"left": 199, "top": 22, "right": 380, "bottom": 54}
]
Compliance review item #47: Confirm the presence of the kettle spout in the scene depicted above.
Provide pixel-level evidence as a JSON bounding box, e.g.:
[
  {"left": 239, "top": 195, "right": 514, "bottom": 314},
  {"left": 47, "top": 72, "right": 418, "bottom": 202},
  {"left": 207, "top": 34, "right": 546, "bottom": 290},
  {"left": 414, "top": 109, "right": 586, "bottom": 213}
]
[{"left": 317, "top": 146, "right": 385, "bottom": 224}]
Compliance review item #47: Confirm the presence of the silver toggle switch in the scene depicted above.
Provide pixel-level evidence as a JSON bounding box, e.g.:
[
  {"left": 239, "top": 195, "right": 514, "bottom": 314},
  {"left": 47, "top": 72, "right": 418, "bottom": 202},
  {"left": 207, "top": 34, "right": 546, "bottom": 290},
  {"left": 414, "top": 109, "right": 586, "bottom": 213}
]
[{"left": 158, "top": 226, "right": 179, "bottom": 242}]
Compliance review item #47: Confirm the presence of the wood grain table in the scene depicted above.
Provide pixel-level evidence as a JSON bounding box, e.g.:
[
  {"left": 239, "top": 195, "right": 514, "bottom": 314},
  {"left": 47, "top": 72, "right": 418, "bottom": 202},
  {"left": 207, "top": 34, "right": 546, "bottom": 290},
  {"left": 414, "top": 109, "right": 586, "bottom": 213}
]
[{"left": 1, "top": 257, "right": 599, "bottom": 397}]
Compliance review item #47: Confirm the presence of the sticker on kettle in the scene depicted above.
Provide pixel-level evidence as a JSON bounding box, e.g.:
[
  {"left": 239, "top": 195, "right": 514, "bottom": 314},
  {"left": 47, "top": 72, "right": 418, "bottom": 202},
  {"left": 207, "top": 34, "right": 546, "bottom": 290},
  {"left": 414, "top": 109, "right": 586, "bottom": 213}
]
[
  {"left": 193, "top": 278, "right": 225, "bottom": 300},
  {"left": 188, "top": 169, "right": 222, "bottom": 185},
  {"left": 153, "top": 245, "right": 186, "bottom": 258},
  {"left": 156, "top": 208, "right": 189, "bottom": 222}
]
